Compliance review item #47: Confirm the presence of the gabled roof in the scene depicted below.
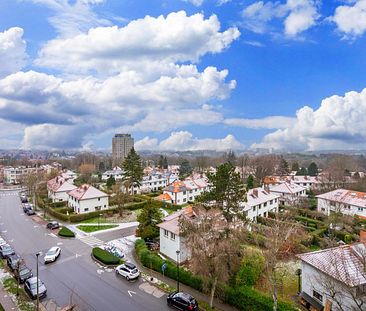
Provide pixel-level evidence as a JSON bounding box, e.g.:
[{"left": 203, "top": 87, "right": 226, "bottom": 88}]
[
  {"left": 316, "top": 189, "right": 366, "bottom": 208},
  {"left": 156, "top": 193, "right": 172, "bottom": 202},
  {"left": 270, "top": 182, "right": 306, "bottom": 194},
  {"left": 245, "top": 187, "right": 280, "bottom": 207},
  {"left": 164, "top": 181, "right": 187, "bottom": 193},
  {"left": 47, "top": 176, "right": 77, "bottom": 193},
  {"left": 68, "top": 184, "right": 108, "bottom": 200},
  {"left": 298, "top": 243, "right": 366, "bottom": 287},
  {"left": 157, "top": 206, "right": 193, "bottom": 235}
]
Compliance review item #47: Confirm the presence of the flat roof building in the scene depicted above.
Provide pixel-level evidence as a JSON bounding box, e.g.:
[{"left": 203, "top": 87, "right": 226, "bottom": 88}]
[{"left": 112, "top": 134, "right": 134, "bottom": 166}]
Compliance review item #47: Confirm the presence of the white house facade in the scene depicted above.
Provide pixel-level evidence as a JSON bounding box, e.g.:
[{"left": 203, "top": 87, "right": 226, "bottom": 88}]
[
  {"left": 317, "top": 189, "right": 366, "bottom": 219},
  {"left": 102, "top": 167, "right": 124, "bottom": 181},
  {"left": 68, "top": 184, "right": 109, "bottom": 214},
  {"left": 269, "top": 182, "right": 307, "bottom": 206},
  {"left": 47, "top": 176, "right": 77, "bottom": 202},
  {"left": 241, "top": 187, "right": 280, "bottom": 222},
  {"left": 157, "top": 207, "right": 193, "bottom": 262},
  {"left": 298, "top": 243, "right": 366, "bottom": 311}
]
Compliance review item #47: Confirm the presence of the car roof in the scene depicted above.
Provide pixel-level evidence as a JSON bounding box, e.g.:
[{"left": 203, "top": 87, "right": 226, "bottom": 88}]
[
  {"left": 9, "top": 253, "right": 20, "bottom": 259},
  {"left": 176, "top": 292, "right": 194, "bottom": 300},
  {"left": 48, "top": 246, "right": 59, "bottom": 251},
  {"left": 27, "top": 277, "right": 40, "bottom": 283},
  {"left": 124, "top": 262, "right": 136, "bottom": 269}
]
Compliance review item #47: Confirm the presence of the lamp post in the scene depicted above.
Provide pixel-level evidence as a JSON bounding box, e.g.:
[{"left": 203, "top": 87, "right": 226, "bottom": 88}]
[
  {"left": 176, "top": 250, "right": 180, "bottom": 292},
  {"left": 36, "top": 252, "right": 41, "bottom": 311},
  {"left": 98, "top": 213, "right": 103, "bottom": 229},
  {"left": 296, "top": 268, "right": 302, "bottom": 294}
]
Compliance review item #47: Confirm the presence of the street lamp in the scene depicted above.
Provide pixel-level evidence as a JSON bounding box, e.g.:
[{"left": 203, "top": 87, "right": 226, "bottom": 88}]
[
  {"left": 98, "top": 213, "right": 103, "bottom": 229},
  {"left": 296, "top": 268, "right": 302, "bottom": 294},
  {"left": 36, "top": 252, "right": 41, "bottom": 311},
  {"left": 176, "top": 250, "right": 180, "bottom": 292}
]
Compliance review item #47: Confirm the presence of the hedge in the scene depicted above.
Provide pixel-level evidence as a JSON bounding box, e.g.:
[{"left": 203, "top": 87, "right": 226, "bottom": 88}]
[
  {"left": 294, "top": 216, "right": 324, "bottom": 229},
  {"left": 47, "top": 207, "right": 70, "bottom": 222},
  {"left": 134, "top": 240, "right": 295, "bottom": 311},
  {"left": 92, "top": 247, "right": 120, "bottom": 265},
  {"left": 49, "top": 201, "right": 67, "bottom": 208},
  {"left": 58, "top": 227, "right": 75, "bottom": 238}
]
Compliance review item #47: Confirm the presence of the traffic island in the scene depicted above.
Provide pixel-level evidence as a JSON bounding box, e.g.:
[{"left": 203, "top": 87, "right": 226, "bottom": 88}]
[
  {"left": 91, "top": 247, "right": 123, "bottom": 267},
  {"left": 58, "top": 227, "right": 75, "bottom": 238}
]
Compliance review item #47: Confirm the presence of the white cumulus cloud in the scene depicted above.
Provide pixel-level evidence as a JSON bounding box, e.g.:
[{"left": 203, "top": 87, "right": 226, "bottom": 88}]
[
  {"left": 135, "top": 131, "right": 243, "bottom": 151},
  {"left": 0, "top": 27, "right": 27, "bottom": 78},
  {"left": 252, "top": 88, "right": 366, "bottom": 151},
  {"left": 36, "top": 11, "right": 240, "bottom": 75},
  {"left": 242, "top": 0, "right": 319, "bottom": 37},
  {"left": 224, "top": 116, "right": 296, "bottom": 129},
  {"left": 330, "top": 0, "right": 366, "bottom": 38}
]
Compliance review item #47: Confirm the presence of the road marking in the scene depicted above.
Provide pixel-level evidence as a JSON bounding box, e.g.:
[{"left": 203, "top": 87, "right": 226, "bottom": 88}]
[
  {"left": 128, "top": 290, "right": 136, "bottom": 297},
  {"left": 97, "top": 269, "right": 104, "bottom": 275},
  {"left": 20, "top": 213, "right": 24, "bottom": 216},
  {"left": 48, "top": 233, "right": 57, "bottom": 238},
  {"left": 78, "top": 235, "right": 104, "bottom": 247},
  {"left": 75, "top": 253, "right": 81, "bottom": 258},
  {"left": 2, "top": 230, "right": 7, "bottom": 233},
  {"left": 33, "top": 225, "right": 38, "bottom": 228},
  {"left": 57, "top": 242, "right": 63, "bottom": 245},
  {"left": 9, "top": 239, "right": 14, "bottom": 243}
]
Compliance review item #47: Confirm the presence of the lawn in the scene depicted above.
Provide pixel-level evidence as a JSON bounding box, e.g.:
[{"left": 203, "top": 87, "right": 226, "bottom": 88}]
[
  {"left": 2, "top": 277, "right": 35, "bottom": 311},
  {"left": 77, "top": 224, "right": 118, "bottom": 233}
]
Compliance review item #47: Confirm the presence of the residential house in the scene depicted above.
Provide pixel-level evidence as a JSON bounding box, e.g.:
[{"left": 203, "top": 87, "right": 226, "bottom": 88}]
[
  {"left": 60, "top": 170, "right": 77, "bottom": 183},
  {"left": 102, "top": 166, "right": 124, "bottom": 181},
  {"left": 3, "top": 166, "right": 36, "bottom": 184},
  {"left": 298, "top": 243, "right": 366, "bottom": 311},
  {"left": 264, "top": 175, "right": 321, "bottom": 190},
  {"left": 269, "top": 182, "right": 307, "bottom": 206},
  {"left": 241, "top": 187, "right": 280, "bottom": 222},
  {"left": 162, "top": 177, "right": 209, "bottom": 205},
  {"left": 317, "top": 189, "right": 366, "bottom": 219},
  {"left": 68, "top": 184, "right": 109, "bottom": 214},
  {"left": 47, "top": 176, "right": 77, "bottom": 202},
  {"left": 157, "top": 206, "right": 194, "bottom": 262}
]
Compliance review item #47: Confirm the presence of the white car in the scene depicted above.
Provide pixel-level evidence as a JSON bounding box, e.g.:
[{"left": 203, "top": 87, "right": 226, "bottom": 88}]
[
  {"left": 0, "top": 238, "right": 7, "bottom": 246},
  {"left": 44, "top": 247, "right": 61, "bottom": 263},
  {"left": 115, "top": 262, "right": 140, "bottom": 281}
]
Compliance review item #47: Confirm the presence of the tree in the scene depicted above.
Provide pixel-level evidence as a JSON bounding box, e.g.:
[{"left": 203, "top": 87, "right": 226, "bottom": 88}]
[
  {"left": 106, "top": 176, "right": 116, "bottom": 189},
  {"left": 179, "top": 159, "right": 192, "bottom": 179},
  {"left": 296, "top": 167, "right": 307, "bottom": 176},
  {"left": 226, "top": 150, "right": 237, "bottom": 166},
  {"left": 246, "top": 174, "right": 255, "bottom": 190},
  {"left": 180, "top": 207, "right": 244, "bottom": 308},
  {"left": 112, "top": 182, "right": 128, "bottom": 217},
  {"left": 122, "top": 148, "right": 143, "bottom": 195},
  {"left": 307, "top": 162, "right": 318, "bottom": 176},
  {"left": 251, "top": 155, "right": 278, "bottom": 185},
  {"left": 163, "top": 156, "right": 168, "bottom": 169},
  {"left": 158, "top": 155, "right": 164, "bottom": 168},
  {"left": 291, "top": 162, "right": 299, "bottom": 172},
  {"left": 98, "top": 161, "right": 105, "bottom": 173},
  {"left": 276, "top": 156, "right": 289, "bottom": 176},
  {"left": 137, "top": 203, "right": 163, "bottom": 240},
  {"left": 199, "top": 163, "right": 246, "bottom": 222}
]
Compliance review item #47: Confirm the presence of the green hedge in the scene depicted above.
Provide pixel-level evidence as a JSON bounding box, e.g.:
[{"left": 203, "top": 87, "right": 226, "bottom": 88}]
[
  {"left": 294, "top": 216, "right": 324, "bottom": 229},
  {"left": 92, "top": 247, "right": 120, "bottom": 265},
  {"left": 47, "top": 207, "right": 70, "bottom": 221},
  {"left": 49, "top": 201, "right": 67, "bottom": 208},
  {"left": 134, "top": 240, "right": 295, "bottom": 311},
  {"left": 58, "top": 227, "right": 75, "bottom": 238}
]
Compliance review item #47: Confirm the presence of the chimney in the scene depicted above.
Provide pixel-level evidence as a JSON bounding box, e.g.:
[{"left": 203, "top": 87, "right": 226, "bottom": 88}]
[
  {"left": 253, "top": 189, "right": 258, "bottom": 197},
  {"left": 305, "top": 176, "right": 308, "bottom": 180},
  {"left": 264, "top": 184, "right": 270, "bottom": 193}
]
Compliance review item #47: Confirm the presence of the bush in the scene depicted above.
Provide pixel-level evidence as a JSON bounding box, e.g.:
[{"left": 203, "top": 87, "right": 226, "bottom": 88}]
[
  {"left": 294, "top": 216, "right": 324, "bottom": 229},
  {"left": 58, "top": 227, "right": 75, "bottom": 238},
  {"left": 92, "top": 247, "right": 120, "bottom": 265},
  {"left": 49, "top": 201, "right": 67, "bottom": 208},
  {"left": 47, "top": 207, "right": 70, "bottom": 222},
  {"left": 235, "top": 248, "right": 265, "bottom": 287}
]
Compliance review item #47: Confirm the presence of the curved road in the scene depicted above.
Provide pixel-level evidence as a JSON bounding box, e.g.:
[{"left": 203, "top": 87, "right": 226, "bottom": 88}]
[{"left": 0, "top": 190, "right": 171, "bottom": 311}]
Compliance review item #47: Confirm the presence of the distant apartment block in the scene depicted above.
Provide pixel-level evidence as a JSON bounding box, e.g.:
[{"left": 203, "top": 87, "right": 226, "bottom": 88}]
[{"left": 112, "top": 134, "right": 134, "bottom": 166}]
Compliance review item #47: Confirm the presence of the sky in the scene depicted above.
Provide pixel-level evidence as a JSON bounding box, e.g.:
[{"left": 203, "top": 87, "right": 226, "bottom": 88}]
[{"left": 1, "top": 0, "right": 366, "bottom": 152}]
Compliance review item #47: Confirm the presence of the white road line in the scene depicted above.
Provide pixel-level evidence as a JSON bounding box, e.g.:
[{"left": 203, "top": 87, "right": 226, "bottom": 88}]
[
  {"left": 2, "top": 230, "right": 7, "bottom": 233},
  {"left": 33, "top": 225, "right": 38, "bottom": 228}
]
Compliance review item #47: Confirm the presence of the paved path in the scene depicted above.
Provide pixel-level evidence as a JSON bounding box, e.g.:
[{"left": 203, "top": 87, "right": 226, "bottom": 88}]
[{"left": 0, "top": 285, "right": 18, "bottom": 310}]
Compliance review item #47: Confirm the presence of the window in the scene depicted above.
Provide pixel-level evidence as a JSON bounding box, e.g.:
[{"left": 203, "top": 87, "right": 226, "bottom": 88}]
[
  {"left": 183, "top": 191, "right": 186, "bottom": 195},
  {"left": 183, "top": 198, "right": 186, "bottom": 202},
  {"left": 84, "top": 208, "right": 89, "bottom": 212},
  {"left": 164, "top": 230, "right": 168, "bottom": 237},
  {"left": 98, "top": 197, "right": 100, "bottom": 201},
  {"left": 358, "top": 207, "right": 363, "bottom": 212},
  {"left": 313, "top": 290, "right": 323, "bottom": 302},
  {"left": 253, "top": 206, "right": 256, "bottom": 212},
  {"left": 270, "top": 200, "right": 273, "bottom": 205},
  {"left": 259, "top": 204, "right": 261, "bottom": 209},
  {"left": 170, "top": 233, "right": 176, "bottom": 240},
  {"left": 264, "top": 202, "right": 267, "bottom": 207}
]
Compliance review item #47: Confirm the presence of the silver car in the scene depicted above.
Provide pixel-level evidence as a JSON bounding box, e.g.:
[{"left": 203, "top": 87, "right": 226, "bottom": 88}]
[{"left": 115, "top": 262, "right": 140, "bottom": 281}]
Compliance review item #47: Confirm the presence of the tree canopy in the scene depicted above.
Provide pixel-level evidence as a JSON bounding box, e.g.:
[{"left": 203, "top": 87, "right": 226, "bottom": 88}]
[
  {"left": 122, "top": 147, "right": 143, "bottom": 190},
  {"left": 137, "top": 203, "right": 163, "bottom": 240},
  {"left": 307, "top": 162, "right": 318, "bottom": 176},
  {"left": 179, "top": 159, "right": 192, "bottom": 179}
]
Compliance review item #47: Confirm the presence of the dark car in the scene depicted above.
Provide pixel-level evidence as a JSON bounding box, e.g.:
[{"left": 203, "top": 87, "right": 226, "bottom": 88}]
[
  {"left": 20, "top": 196, "right": 28, "bottom": 203},
  {"left": 23, "top": 203, "right": 31, "bottom": 213},
  {"left": 46, "top": 221, "right": 60, "bottom": 230},
  {"left": 24, "top": 277, "right": 47, "bottom": 300},
  {"left": 25, "top": 208, "right": 35, "bottom": 216},
  {"left": 7, "top": 253, "right": 22, "bottom": 271},
  {"left": 167, "top": 292, "right": 198, "bottom": 311},
  {"left": 14, "top": 265, "right": 33, "bottom": 283},
  {"left": 144, "top": 238, "right": 159, "bottom": 250},
  {"left": 0, "top": 244, "right": 15, "bottom": 259}
]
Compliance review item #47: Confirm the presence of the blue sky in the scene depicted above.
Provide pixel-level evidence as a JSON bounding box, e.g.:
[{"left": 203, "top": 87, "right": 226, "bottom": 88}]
[{"left": 1, "top": 0, "right": 366, "bottom": 151}]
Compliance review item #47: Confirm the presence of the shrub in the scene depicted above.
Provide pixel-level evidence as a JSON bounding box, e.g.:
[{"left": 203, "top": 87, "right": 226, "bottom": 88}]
[
  {"left": 92, "top": 247, "right": 120, "bottom": 265},
  {"left": 294, "top": 216, "right": 323, "bottom": 229},
  {"left": 235, "top": 248, "right": 265, "bottom": 287},
  {"left": 49, "top": 201, "right": 67, "bottom": 208},
  {"left": 58, "top": 227, "right": 75, "bottom": 238},
  {"left": 47, "top": 207, "right": 69, "bottom": 222}
]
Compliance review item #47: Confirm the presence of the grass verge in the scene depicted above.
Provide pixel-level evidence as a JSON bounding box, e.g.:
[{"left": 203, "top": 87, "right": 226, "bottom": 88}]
[{"left": 77, "top": 225, "right": 118, "bottom": 233}]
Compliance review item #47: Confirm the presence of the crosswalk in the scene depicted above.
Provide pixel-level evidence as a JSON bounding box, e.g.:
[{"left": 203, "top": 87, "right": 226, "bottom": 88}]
[
  {"left": 78, "top": 235, "right": 104, "bottom": 247},
  {"left": 0, "top": 192, "right": 18, "bottom": 197}
]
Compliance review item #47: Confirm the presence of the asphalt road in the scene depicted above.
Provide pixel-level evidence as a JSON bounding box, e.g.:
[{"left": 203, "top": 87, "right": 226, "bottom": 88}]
[{"left": 0, "top": 190, "right": 172, "bottom": 311}]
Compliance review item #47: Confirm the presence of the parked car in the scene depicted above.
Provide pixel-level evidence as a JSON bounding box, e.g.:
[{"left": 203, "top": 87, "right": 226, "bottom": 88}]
[
  {"left": 115, "top": 262, "right": 140, "bottom": 281},
  {"left": 44, "top": 246, "right": 61, "bottom": 263},
  {"left": 46, "top": 221, "right": 60, "bottom": 230},
  {"left": 0, "top": 244, "right": 15, "bottom": 259},
  {"left": 23, "top": 203, "right": 32, "bottom": 213},
  {"left": 25, "top": 208, "right": 35, "bottom": 216},
  {"left": 167, "top": 292, "right": 198, "bottom": 311},
  {"left": 14, "top": 265, "right": 33, "bottom": 283},
  {"left": 20, "top": 196, "right": 28, "bottom": 203},
  {"left": 7, "top": 253, "right": 22, "bottom": 271},
  {"left": 24, "top": 277, "right": 47, "bottom": 300},
  {"left": 0, "top": 237, "right": 7, "bottom": 246},
  {"left": 144, "top": 238, "right": 159, "bottom": 251}
]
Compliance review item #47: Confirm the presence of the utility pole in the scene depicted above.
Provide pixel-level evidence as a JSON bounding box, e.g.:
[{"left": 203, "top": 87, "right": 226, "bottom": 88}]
[{"left": 36, "top": 252, "right": 40, "bottom": 311}]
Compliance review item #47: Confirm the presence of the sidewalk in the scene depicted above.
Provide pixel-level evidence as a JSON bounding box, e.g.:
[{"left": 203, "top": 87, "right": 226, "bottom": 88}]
[
  {"left": 132, "top": 250, "right": 238, "bottom": 311},
  {"left": 0, "top": 285, "right": 18, "bottom": 310}
]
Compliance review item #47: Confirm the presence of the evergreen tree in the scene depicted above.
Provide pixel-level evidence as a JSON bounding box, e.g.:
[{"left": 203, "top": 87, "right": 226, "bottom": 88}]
[
  {"left": 199, "top": 163, "right": 246, "bottom": 222},
  {"left": 122, "top": 147, "right": 143, "bottom": 194},
  {"left": 137, "top": 203, "right": 163, "bottom": 240},
  {"left": 158, "top": 155, "right": 164, "bottom": 168},
  {"left": 307, "top": 162, "right": 318, "bottom": 176},
  {"left": 276, "top": 156, "right": 289, "bottom": 175},
  {"left": 291, "top": 162, "right": 299, "bottom": 172},
  {"left": 98, "top": 161, "right": 105, "bottom": 172},
  {"left": 106, "top": 176, "right": 116, "bottom": 189},
  {"left": 227, "top": 150, "right": 237, "bottom": 166},
  {"left": 296, "top": 167, "right": 307, "bottom": 176},
  {"left": 179, "top": 159, "right": 192, "bottom": 178},
  {"left": 246, "top": 174, "right": 255, "bottom": 190}
]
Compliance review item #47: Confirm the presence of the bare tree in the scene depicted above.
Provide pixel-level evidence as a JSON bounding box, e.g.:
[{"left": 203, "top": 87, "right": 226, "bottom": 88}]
[
  {"left": 251, "top": 155, "right": 279, "bottom": 185},
  {"left": 180, "top": 206, "right": 244, "bottom": 308},
  {"left": 112, "top": 182, "right": 128, "bottom": 217}
]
